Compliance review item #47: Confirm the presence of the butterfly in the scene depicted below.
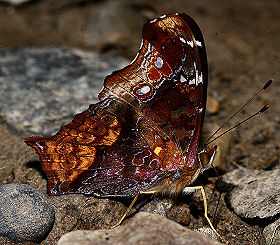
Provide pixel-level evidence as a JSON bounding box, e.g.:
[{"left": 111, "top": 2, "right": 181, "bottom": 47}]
[{"left": 25, "top": 13, "right": 218, "bottom": 235}]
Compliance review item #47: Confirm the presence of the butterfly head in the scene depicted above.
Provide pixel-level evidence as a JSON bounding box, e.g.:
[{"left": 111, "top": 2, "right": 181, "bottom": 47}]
[{"left": 197, "top": 145, "right": 217, "bottom": 172}]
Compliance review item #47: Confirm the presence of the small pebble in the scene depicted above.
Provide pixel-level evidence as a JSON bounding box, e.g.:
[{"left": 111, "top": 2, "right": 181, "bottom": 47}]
[
  {"left": 263, "top": 218, "right": 280, "bottom": 245},
  {"left": 206, "top": 96, "right": 220, "bottom": 115},
  {"left": 221, "top": 168, "right": 280, "bottom": 219},
  {"left": 0, "top": 183, "right": 55, "bottom": 243}
]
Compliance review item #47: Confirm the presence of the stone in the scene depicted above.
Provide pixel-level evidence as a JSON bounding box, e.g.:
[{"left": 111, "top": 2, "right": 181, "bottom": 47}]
[
  {"left": 194, "top": 227, "right": 220, "bottom": 241},
  {"left": 82, "top": 1, "right": 146, "bottom": 55},
  {"left": 263, "top": 218, "right": 280, "bottom": 245},
  {"left": 206, "top": 96, "right": 220, "bottom": 115},
  {"left": 0, "top": 183, "right": 55, "bottom": 243},
  {"left": 221, "top": 168, "right": 280, "bottom": 219},
  {"left": 57, "top": 212, "right": 223, "bottom": 245},
  {"left": 0, "top": 47, "right": 129, "bottom": 136}
]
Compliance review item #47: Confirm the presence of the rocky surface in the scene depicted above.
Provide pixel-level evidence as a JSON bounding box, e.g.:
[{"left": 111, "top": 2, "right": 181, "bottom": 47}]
[
  {"left": 263, "top": 218, "right": 280, "bottom": 245},
  {"left": 221, "top": 168, "right": 280, "bottom": 219},
  {"left": 0, "top": 47, "right": 129, "bottom": 136},
  {"left": 81, "top": 0, "right": 146, "bottom": 54},
  {"left": 0, "top": 183, "right": 54, "bottom": 243},
  {"left": 57, "top": 212, "right": 223, "bottom": 245}
]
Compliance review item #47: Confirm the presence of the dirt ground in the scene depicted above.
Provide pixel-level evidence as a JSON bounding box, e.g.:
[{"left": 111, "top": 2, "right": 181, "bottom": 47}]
[{"left": 0, "top": 0, "right": 279, "bottom": 244}]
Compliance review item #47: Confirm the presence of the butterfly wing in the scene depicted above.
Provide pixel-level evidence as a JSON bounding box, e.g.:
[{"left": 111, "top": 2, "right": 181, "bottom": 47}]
[
  {"left": 25, "top": 13, "right": 208, "bottom": 197},
  {"left": 26, "top": 99, "right": 165, "bottom": 196}
]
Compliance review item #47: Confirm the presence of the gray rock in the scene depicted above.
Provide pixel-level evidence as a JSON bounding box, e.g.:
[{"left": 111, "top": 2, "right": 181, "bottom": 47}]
[
  {"left": 0, "top": 47, "right": 129, "bottom": 136},
  {"left": 57, "top": 212, "right": 222, "bottom": 245},
  {"left": 222, "top": 168, "right": 280, "bottom": 219},
  {"left": 194, "top": 227, "right": 220, "bottom": 241},
  {"left": 82, "top": 1, "right": 145, "bottom": 52},
  {"left": 263, "top": 218, "right": 280, "bottom": 245},
  {"left": 0, "top": 183, "right": 55, "bottom": 243}
]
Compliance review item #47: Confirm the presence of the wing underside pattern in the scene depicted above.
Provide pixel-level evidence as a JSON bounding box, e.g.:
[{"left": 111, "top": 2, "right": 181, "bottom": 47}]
[{"left": 25, "top": 13, "right": 208, "bottom": 197}]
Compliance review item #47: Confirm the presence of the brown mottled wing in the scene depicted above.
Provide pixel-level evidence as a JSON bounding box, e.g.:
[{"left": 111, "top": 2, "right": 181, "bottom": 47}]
[
  {"left": 26, "top": 99, "right": 164, "bottom": 196},
  {"left": 25, "top": 13, "right": 207, "bottom": 197}
]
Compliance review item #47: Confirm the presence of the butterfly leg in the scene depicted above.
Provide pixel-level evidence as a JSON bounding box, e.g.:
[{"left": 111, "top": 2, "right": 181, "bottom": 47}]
[
  {"left": 111, "top": 190, "right": 157, "bottom": 228},
  {"left": 183, "top": 186, "right": 221, "bottom": 239}
]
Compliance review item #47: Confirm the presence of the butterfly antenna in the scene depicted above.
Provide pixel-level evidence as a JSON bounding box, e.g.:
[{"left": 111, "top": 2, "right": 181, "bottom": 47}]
[
  {"left": 205, "top": 104, "right": 269, "bottom": 146},
  {"left": 204, "top": 79, "right": 272, "bottom": 146},
  {"left": 205, "top": 81, "right": 271, "bottom": 230}
]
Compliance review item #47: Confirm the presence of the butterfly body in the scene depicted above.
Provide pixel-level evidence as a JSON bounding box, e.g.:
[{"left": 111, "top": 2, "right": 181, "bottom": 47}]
[{"left": 25, "top": 13, "right": 216, "bottom": 199}]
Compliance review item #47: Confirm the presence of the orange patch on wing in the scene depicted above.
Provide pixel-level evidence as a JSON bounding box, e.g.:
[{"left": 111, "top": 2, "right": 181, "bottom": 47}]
[{"left": 154, "top": 146, "right": 162, "bottom": 156}]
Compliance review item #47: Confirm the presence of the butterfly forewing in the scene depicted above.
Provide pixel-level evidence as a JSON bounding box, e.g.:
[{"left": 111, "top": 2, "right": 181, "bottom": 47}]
[{"left": 25, "top": 13, "right": 208, "bottom": 197}]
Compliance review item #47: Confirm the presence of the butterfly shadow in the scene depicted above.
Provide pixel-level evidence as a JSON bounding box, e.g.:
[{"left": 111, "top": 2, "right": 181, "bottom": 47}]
[{"left": 26, "top": 160, "right": 48, "bottom": 180}]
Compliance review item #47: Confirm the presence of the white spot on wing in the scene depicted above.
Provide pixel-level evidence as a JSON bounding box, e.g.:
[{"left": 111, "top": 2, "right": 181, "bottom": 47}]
[
  {"left": 154, "top": 56, "right": 164, "bottom": 68},
  {"left": 36, "top": 142, "right": 44, "bottom": 151},
  {"left": 196, "top": 40, "right": 202, "bottom": 47},
  {"left": 189, "top": 79, "right": 195, "bottom": 85},
  {"left": 180, "top": 75, "right": 187, "bottom": 83},
  {"left": 150, "top": 18, "right": 158, "bottom": 23},
  {"left": 187, "top": 40, "right": 194, "bottom": 47},
  {"left": 198, "top": 74, "right": 203, "bottom": 84},
  {"left": 193, "top": 61, "right": 203, "bottom": 85},
  {"left": 199, "top": 108, "right": 203, "bottom": 113},
  {"left": 179, "top": 37, "right": 186, "bottom": 43},
  {"left": 135, "top": 85, "right": 151, "bottom": 96},
  {"left": 194, "top": 62, "right": 198, "bottom": 86},
  {"left": 147, "top": 43, "right": 152, "bottom": 53}
]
